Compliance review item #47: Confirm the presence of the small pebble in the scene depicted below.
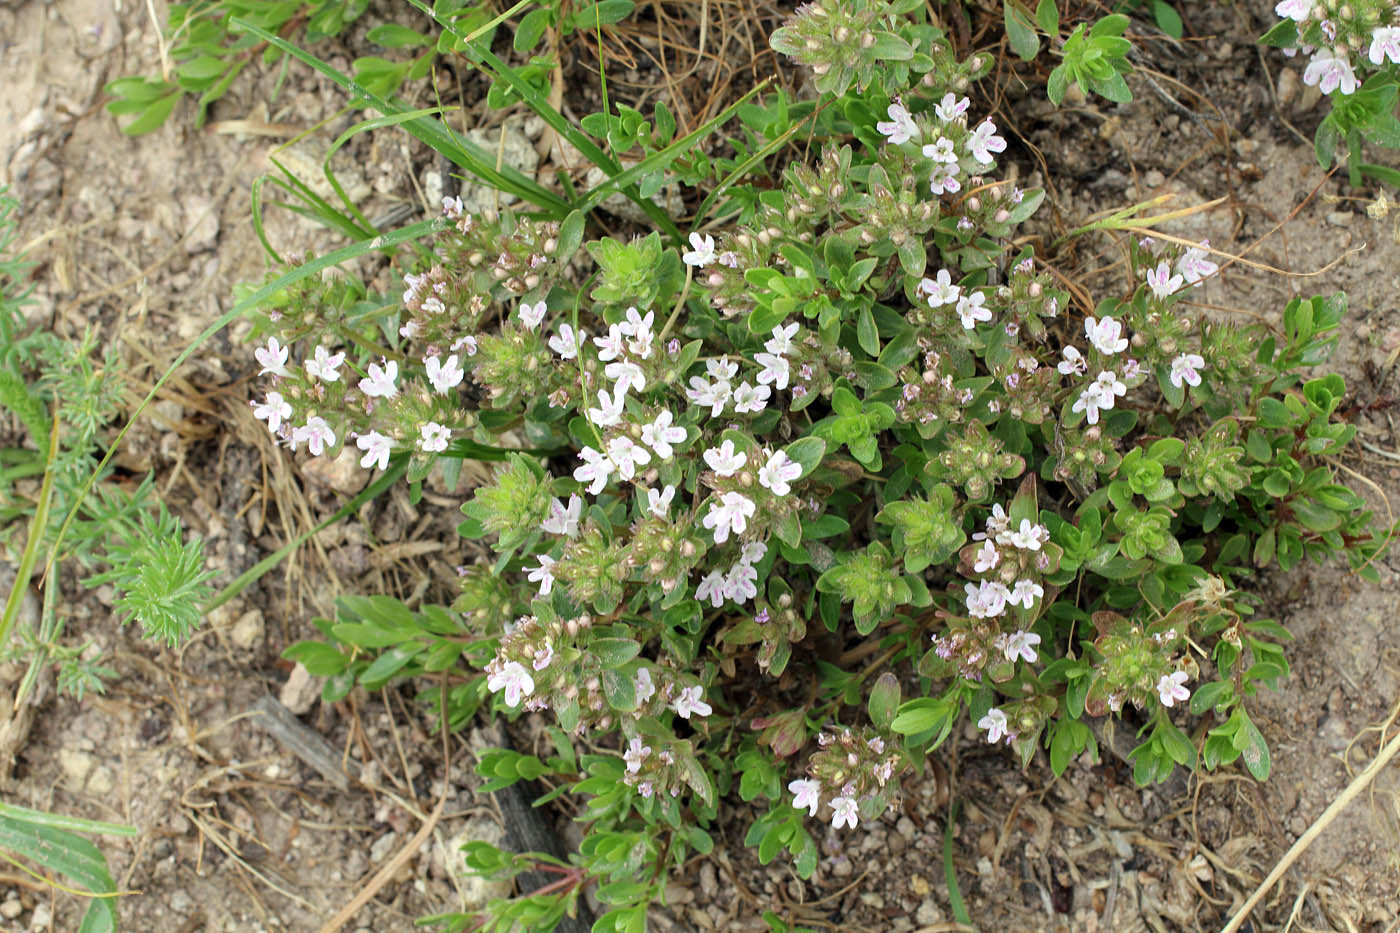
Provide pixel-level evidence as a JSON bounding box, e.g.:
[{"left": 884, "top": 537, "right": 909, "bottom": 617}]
[
  {"left": 1144, "top": 169, "right": 1165, "bottom": 188},
  {"left": 1326, "top": 210, "right": 1354, "bottom": 227},
  {"left": 1, "top": 899, "right": 21, "bottom": 920}
]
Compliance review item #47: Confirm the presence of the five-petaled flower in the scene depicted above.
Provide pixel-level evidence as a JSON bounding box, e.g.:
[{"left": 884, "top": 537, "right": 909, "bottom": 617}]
[
  {"left": 304, "top": 346, "right": 345, "bottom": 383},
  {"left": 1169, "top": 352, "right": 1205, "bottom": 389},
  {"left": 253, "top": 392, "right": 292, "bottom": 433},
  {"left": 703, "top": 491, "right": 756, "bottom": 543},
  {"left": 642, "top": 411, "right": 687, "bottom": 459},
  {"left": 419, "top": 421, "right": 451, "bottom": 453},
  {"left": 624, "top": 737, "right": 651, "bottom": 773},
  {"left": 1371, "top": 27, "right": 1400, "bottom": 65},
  {"left": 255, "top": 337, "right": 290, "bottom": 378},
  {"left": 704, "top": 439, "right": 747, "bottom": 476},
  {"left": 875, "top": 101, "right": 918, "bottom": 145},
  {"left": 549, "top": 323, "right": 586, "bottom": 359},
  {"left": 758, "top": 450, "right": 803, "bottom": 496},
  {"left": 1085, "top": 316, "right": 1129, "bottom": 355},
  {"left": 967, "top": 119, "right": 1007, "bottom": 165},
  {"left": 671, "top": 685, "right": 713, "bottom": 719},
  {"left": 542, "top": 494, "right": 583, "bottom": 537},
  {"left": 956, "top": 290, "right": 992, "bottom": 329},
  {"left": 526, "top": 555, "right": 556, "bottom": 596},
  {"left": 519, "top": 300, "right": 548, "bottom": 329},
  {"left": 424, "top": 354, "right": 464, "bottom": 394},
  {"left": 355, "top": 430, "right": 393, "bottom": 471},
  {"left": 295, "top": 417, "right": 336, "bottom": 456},
  {"left": 1303, "top": 50, "right": 1359, "bottom": 96},
  {"left": 829, "top": 795, "right": 859, "bottom": 830},
  {"left": 1003, "top": 629, "right": 1041, "bottom": 662},
  {"left": 789, "top": 779, "right": 821, "bottom": 817},
  {"left": 682, "top": 232, "right": 717, "bottom": 267},
  {"left": 488, "top": 661, "right": 534, "bottom": 708},
  {"left": 359, "top": 360, "right": 399, "bottom": 399},
  {"left": 978, "top": 707, "right": 1010, "bottom": 743},
  {"left": 1146, "top": 260, "right": 1184, "bottom": 300},
  {"left": 1156, "top": 671, "right": 1191, "bottom": 707}
]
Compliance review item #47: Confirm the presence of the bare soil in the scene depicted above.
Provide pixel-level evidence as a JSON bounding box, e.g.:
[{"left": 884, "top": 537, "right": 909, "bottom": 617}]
[{"left": 0, "top": 1, "right": 1397, "bottom": 931}]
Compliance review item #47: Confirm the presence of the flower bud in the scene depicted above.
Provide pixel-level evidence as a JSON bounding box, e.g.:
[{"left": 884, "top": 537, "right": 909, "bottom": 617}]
[
  {"left": 1029, "top": 282, "right": 1042, "bottom": 298},
  {"left": 861, "top": 31, "right": 875, "bottom": 48},
  {"left": 966, "top": 197, "right": 981, "bottom": 212},
  {"left": 994, "top": 209, "right": 1010, "bottom": 223}
]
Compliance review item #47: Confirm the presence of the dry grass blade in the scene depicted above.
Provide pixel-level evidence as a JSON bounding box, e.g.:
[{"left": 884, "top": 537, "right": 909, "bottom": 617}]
[{"left": 1221, "top": 698, "right": 1400, "bottom": 933}]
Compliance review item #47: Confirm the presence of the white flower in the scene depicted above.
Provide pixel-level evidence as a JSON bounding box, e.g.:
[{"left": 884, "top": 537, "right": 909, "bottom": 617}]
[
  {"left": 634, "top": 667, "right": 656, "bottom": 704},
  {"left": 682, "top": 232, "right": 717, "bottom": 267},
  {"left": 594, "top": 324, "right": 627, "bottom": 362},
  {"left": 1169, "top": 352, "right": 1205, "bottom": 389},
  {"left": 549, "top": 324, "right": 586, "bottom": 359},
  {"left": 967, "top": 119, "right": 1007, "bottom": 165},
  {"left": 1003, "top": 628, "right": 1041, "bottom": 662},
  {"left": 704, "top": 439, "right": 747, "bottom": 476},
  {"left": 355, "top": 430, "right": 393, "bottom": 471},
  {"left": 1058, "top": 345, "right": 1087, "bottom": 377},
  {"left": 929, "top": 162, "right": 961, "bottom": 196},
  {"left": 255, "top": 337, "right": 290, "bottom": 378},
  {"left": 1370, "top": 26, "right": 1400, "bottom": 65},
  {"left": 607, "top": 436, "right": 651, "bottom": 481},
  {"left": 518, "top": 300, "right": 548, "bottom": 329},
  {"left": 671, "top": 685, "right": 713, "bottom": 719},
  {"left": 758, "top": 450, "right": 803, "bottom": 496},
  {"left": 707, "top": 357, "right": 739, "bottom": 381},
  {"left": 1095, "top": 369, "right": 1127, "bottom": 402},
  {"left": 421, "top": 297, "right": 445, "bottom": 315},
  {"left": 1156, "top": 671, "right": 1191, "bottom": 707},
  {"left": 1303, "top": 50, "right": 1359, "bottom": 96},
  {"left": 965, "top": 580, "right": 1010, "bottom": 618},
  {"left": 1146, "top": 260, "right": 1184, "bottom": 299},
  {"left": 442, "top": 195, "right": 465, "bottom": 218},
  {"left": 418, "top": 421, "right": 451, "bottom": 453},
  {"left": 726, "top": 561, "right": 759, "bottom": 603},
  {"left": 703, "top": 491, "right": 755, "bottom": 544},
  {"left": 605, "top": 359, "right": 646, "bottom": 395},
  {"left": 574, "top": 446, "right": 614, "bottom": 494},
  {"left": 424, "top": 354, "right": 464, "bottom": 394},
  {"left": 542, "top": 495, "right": 583, "bottom": 536},
  {"left": 973, "top": 541, "right": 1000, "bottom": 573},
  {"left": 739, "top": 541, "right": 767, "bottom": 565},
  {"left": 732, "top": 381, "right": 771, "bottom": 414},
  {"left": 921, "top": 136, "right": 958, "bottom": 163},
  {"left": 1008, "top": 519, "right": 1046, "bottom": 551},
  {"left": 765, "top": 322, "right": 800, "bottom": 356},
  {"left": 975, "top": 504, "right": 1010, "bottom": 543},
  {"left": 956, "top": 291, "right": 992, "bottom": 329},
  {"left": 1275, "top": 0, "right": 1309, "bottom": 20},
  {"left": 875, "top": 101, "right": 917, "bottom": 145},
  {"left": 623, "top": 307, "right": 655, "bottom": 358},
  {"left": 686, "top": 375, "right": 731, "bottom": 417},
  {"left": 399, "top": 320, "right": 422, "bottom": 340},
  {"left": 696, "top": 570, "right": 728, "bottom": 607},
  {"left": 359, "top": 360, "right": 399, "bottom": 399},
  {"left": 589, "top": 387, "right": 627, "bottom": 428},
  {"left": 754, "top": 352, "right": 790, "bottom": 391},
  {"left": 624, "top": 737, "right": 651, "bottom": 773},
  {"left": 978, "top": 707, "right": 1009, "bottom": 743},
  {"left": 1009, "top": 579, "right": 1044, "bottom": 610},
  {"left": 789, "top": 779, "right": 821, "bottom": 817},
  {"left": 1073, "top": 382, "right": 1109, "bottom": 425},
  {"left": 641, "top": 410, "right": 687, "bottom": 459},
  {"left": 829, "top": 795, "right": 859, "bottom": 830},
  {"left": 645, "top": 484, "right": 676, "bottom": 518},
  {"left": 1084, "top": 316, "right": 1128, "bottom": 355},
  {"left": 487, "top": 661, "right": 534, "bottom": 708},
  {"left": 920, "top": 269, "right": 961, "bottom": 308},
  {"left": 935, "top": 92, "right": 970, "bottom": 123},
  {"left": 526, "top": 555, "right": 556, "bottom": 596},
  {"left": 304, "top": 346, "right": 345, "bottom": 383},
  {"left": 452, "top": 335, "right": 478, "bottom": 356},
  {"left": 294, "top": 417, "right": 336, "bottom": 456},
  {"left": 253, "top": 392, "right": 292, "bottom": 433},
  {"left": 1176, "top": 242, "right": 1219, "bottom": 285}
]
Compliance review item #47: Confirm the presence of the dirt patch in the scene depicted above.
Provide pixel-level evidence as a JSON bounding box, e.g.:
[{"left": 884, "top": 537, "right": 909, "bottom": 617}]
[{"left": 1, "top": 0, "right": 1398, "bottom": 931}]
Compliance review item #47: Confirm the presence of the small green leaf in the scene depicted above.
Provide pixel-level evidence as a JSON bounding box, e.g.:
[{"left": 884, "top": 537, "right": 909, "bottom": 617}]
[
  {"left": 1004, "top": 0, "right": 1040, "bottom": 60},
  {"left": 868, "top": 673, "right": 901, "bottom": 731}
]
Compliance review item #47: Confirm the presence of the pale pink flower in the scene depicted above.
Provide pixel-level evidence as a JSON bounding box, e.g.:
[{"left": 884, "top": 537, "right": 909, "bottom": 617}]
[
  {"left": 541, "top": 494, "right": 583, "bottom": 537},
  {"left": 682, "top": 232, "right": 717, "bottom": 267},
  {"left": 875, "top": 101, "right": 918, "bottom": 145},
  {"left": 359, "top": 360, "right": 399, "bottom": 399},
  {"left": 1303, "top": 50, "right": 1359, "bottom": 95},
  {"left": 967, "top": 119, "right": 1006, "bottom": 165},
  {"left": 487, "top": 661, "right": 534, "bottom": 708},
  {"left": 671, "top": 685, "right": 713, "bottom": 719},
  {"left": 1156, "top": 671, "right": 1191, "bottom": 707},
  {"left": 253, "top": 392, "right": 292, "bottom": 433},
  {"left": 518, "top": 300, "right": 548, "bottom": 330},
  {"left": 641, "top": 411, "right": 687, "bottom": 459},
  {"left": 703, "top": 491, "right": 755, "bottom": 543},
  {"left": 1146, "top": 260, "right": 1184, "bottom": 299},
  {"left": 418, "top": 421, "right": 451, "bottom": 453},
  {"left": 355, "top": 430, "right": 393, "bottom": 471},
  {"left": 978, "top": 707, "right": 1009, "bottom": 743},
  {"left": 255, "top": 337, "right": 290, "bottom": 378},
  {"left": 789, "top": 779, "right": 821, "bottom": 817},
  {"left": 303, "top": 346, "right": 345, "bottom": 383},
  {"left": 526, "top": 555, "right": 556, "bottom": 596},
  {"left": 424, "top": 354, "right": 464, "bottom": 394},
  {"left": 294, "top": 417, "right": 336, "bottom": 456},
  {"left": 1370, "top": 27, "right": 1400, "bottom": 65},
  {"left": 758, "top": 450, "right": 802, "bottom": 496},
  {"left": 1169, "top": 352, "right": 1205, "bottom": 389},
  {"left": 703, "top": 439, "right": 747, "bottom": 476},
  {"left": 624, "top": 737, "right": 651, "bottom": 773},
  {"left": 829, "top": 795, "right": 859, "bottom": 830}
]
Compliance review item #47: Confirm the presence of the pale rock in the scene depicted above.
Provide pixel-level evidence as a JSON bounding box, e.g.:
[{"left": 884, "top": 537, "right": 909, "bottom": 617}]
[
  {"left": 916, "top": 898, "right": 944, "bottom": 924},
  {"left": 301, "top": 446, "right": 368, "bottom": 495},
  {"left": 59, "top": 747, "right": 96, "bottom": 786},
  {"left": 181, "top": 194, "right": 220, "bottom": 254},
  {"left": 1144, "top": 169, "right": 1165, "bottom": 188},
  {"left": 1, "top": 899, "right": 21, "bottom": 919},
  {"left": 370, "top": 831, "right": 398, "bottom": 863},
  {"left": 439, "top": 818, "right": 512, "bottom": 909},
  {"left": 29, "top": 904, "right": 50, "bottom": 930},
  {"left": 1276, "top": 67, "right": 1300, "bottom": 107},
  {"left": 87, "top": 766, "right": 115, "bottom": 796},
  {"left": 279, "top": 663, "right": 320, "bottom": 715},
  {"left": 269, "top": 140, "right": 371, "bottom": 205},
  {"left": 1326, "top": 210, "right": 1354, "bottom": 228},
  {"left": 230, "top": 609, "right": 265, "bottom": 651}
]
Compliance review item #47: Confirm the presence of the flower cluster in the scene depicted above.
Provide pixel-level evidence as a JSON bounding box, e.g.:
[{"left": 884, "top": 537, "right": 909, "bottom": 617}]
[
  {"left": 787, "top": 727, "right": 906, "bottom": 830},
  {"left": 1273, "top": 0, "right": 1400, "bottom": 98}
]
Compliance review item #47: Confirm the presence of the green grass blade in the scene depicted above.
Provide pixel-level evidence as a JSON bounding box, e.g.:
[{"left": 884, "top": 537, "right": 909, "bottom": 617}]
[
  {"left": 0, "top": 812, "right": 120, "bottom": 931},
  {"left": 943, "top": 799, "right": 972, "bottom": 927},
  {"left": 232, "top": 18, "right": 571, "bottom": 217},
  {"left": 576, "top": 79, "right": 771, "bottom": 215},
  {"left": 0, "top": 409, "right": 57, "bottom": 650},
  {"left": 407, "top": 0, "right": 683, "bottom": 241},
  {"left": 321, "top": 108, "right": 451, "bottom": 229},
  {"left": 0, "top": 802, "right": 137, "bottom": 838}
]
